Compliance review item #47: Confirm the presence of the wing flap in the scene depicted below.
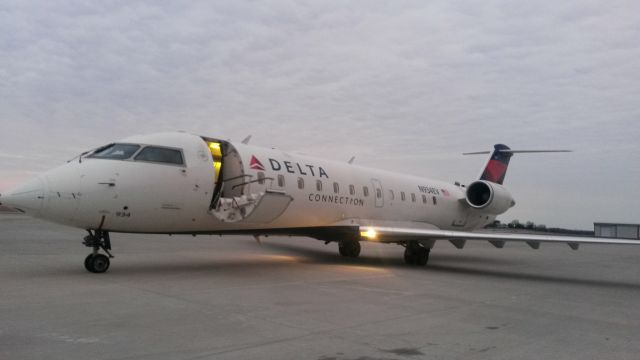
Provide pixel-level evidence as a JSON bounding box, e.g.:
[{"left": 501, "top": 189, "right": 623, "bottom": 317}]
[
  {"left": 488, "top": 240, "right": 505, "bottom": 248},
  {"left": 526, "top": 241, "right": 540, "bottom": 250},
  {"left": 449, "top": 239, "right": 466, "bottom": 249}
]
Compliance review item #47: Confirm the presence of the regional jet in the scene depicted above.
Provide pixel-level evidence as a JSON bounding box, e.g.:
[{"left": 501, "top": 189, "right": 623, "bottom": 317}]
[{"left": 2, "top": 132, "right": 639, "bottom": 273}]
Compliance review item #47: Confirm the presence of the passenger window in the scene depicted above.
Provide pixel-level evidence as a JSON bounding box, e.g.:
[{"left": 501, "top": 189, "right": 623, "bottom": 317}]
[
  {"left": 298, "top": 177, "right": 304, "bottom": 189},
  {"left": 349, "top": 184, "right": 355, "bottom": 195},
  {"left": 333, "top": 182, "right": 339, "bottom": 194},
  {"left": 422, "top": 194, "right": 427, "bottom": 204},
  {"left": 432, "top": 196, "right": 437, "bottom": 205},
  {"left": 90, "top": 143, "right": 140, "bottom": 160},
  {"left": 363, "top": 186, "right": 369, "bottom": 197},
  {"left": 316, "top": 180, "right": 323, "bottom": 191},
  {"left": 389, "top": 190, "right": 395, "bottom": 200},
  {"left": 135, "top": 146, "right": 184, "bottom": 165},
  {"left": 401, "top": 192, "right": 406, "bottom": 201},
  {"left": 277, "top": 174, "right": 285, "bottom": 187},
  {"left": 258, "top": 172, "right": 265, "bottom": 184},
  {"left": 376, "top": 188, "right": 382, "bottom": 199},
  {"left": 411, "top": 193, "right": 416, "bottom": 202}
]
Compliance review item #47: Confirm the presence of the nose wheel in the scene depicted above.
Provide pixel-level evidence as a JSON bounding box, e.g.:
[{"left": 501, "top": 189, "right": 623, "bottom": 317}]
[
  {"left": 85, "top": 254, "right": 110, "bottom": 273},
  {"left": 83, "top": 230, "right": 113, "bottom": 273}
]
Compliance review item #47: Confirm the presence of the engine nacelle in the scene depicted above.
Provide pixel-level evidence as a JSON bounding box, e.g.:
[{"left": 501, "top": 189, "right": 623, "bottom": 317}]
[{"left": 465, "top": 180, "right": 515, "bottom": 215}]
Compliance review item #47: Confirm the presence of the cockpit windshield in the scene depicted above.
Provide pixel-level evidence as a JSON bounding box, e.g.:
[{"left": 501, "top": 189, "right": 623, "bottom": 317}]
[
  {"left": 88, "top": 144, "right": 140, "bottom": 160},
  {"left": 134, "top": 146, "right": 184, "bottom": 165}
]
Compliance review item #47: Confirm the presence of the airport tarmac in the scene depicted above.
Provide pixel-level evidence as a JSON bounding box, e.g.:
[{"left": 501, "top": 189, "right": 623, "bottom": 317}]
[{"left": 1, "top": 214, "right": 639, "bottom": 360}]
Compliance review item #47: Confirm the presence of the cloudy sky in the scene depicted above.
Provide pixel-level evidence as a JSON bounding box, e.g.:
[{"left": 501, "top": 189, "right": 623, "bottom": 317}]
[{"left": 1, "top": 1, "right": 639, "bottom": 229}]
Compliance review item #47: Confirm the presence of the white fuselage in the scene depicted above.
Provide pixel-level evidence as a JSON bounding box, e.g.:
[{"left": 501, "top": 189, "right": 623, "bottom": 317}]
[{"left": 4, "top": 132, "right": 496, "bottom": 234}]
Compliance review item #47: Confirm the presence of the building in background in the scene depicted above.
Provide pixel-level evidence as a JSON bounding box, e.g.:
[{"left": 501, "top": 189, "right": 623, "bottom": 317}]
[{"left": 594, "top": 223, "right": 640, "bottom": 239}]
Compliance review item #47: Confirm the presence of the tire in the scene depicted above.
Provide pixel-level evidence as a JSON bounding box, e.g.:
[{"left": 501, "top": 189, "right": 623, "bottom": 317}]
[
  {"left": 339, "top": 242, "right": 349, "bottom": 257},
  {"left": 339, "top": 240, "right": 361, "bottom": 258},
  {"left": 404, "top": 248, "right": 416, "bottom": 265},
  {"left": 404, "top": 245, "right": 429, "bottom": 266},
  {"left": 348, "top": 241, "right": 361, "bottom": 258},
  {"left": 84, "top": 254, "right": 95, "bottom": 272},
  {"left": 89, "top": 254, "right": 110, "bottom": 273},
  {"left": 415, "top": 248, "right": 430, "bottom": 266}
]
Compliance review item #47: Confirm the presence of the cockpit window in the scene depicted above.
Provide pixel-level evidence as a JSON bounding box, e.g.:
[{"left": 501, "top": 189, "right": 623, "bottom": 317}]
[
  {"left": 89, "top": 144, "right": 140, "bottom": 160},
  {"left": 134, "top": 146, "right": 184, "bottom": 165}
]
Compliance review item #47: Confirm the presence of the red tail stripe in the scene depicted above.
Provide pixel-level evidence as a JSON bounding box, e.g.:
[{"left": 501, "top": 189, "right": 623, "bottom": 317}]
[{"left": 482, "top": 160, "right": 507, "bottom": 183}]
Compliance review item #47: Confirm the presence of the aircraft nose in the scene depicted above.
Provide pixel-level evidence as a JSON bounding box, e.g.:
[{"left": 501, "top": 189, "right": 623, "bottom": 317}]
[{"left": 0, "top": 176, "right": 46, "bottom": 215}]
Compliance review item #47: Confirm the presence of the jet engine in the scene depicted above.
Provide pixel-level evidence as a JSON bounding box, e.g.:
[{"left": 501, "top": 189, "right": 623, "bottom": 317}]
[{"left": 465, "top": 180, "right": 515, "bottom": 215}]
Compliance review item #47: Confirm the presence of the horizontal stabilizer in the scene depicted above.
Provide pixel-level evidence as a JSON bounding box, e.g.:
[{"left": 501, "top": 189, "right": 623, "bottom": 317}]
[
  {"left": 465, "top": 144, "right": 572, "bottom": 185},
  {"left": 463, "top": 149, "right": 572, "bottom": 155}
]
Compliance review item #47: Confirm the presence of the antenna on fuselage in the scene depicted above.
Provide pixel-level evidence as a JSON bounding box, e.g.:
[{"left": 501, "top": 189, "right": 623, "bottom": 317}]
[
  {"left": 348, "top": 156, "right": 356, "bottom": 164},
  {"left": 241, "top": 135, "right": 252, "bottom": 145}
]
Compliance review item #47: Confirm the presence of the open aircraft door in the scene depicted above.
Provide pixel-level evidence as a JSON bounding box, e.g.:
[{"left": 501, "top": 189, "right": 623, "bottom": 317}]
[
  {"left": 241, "top": 190, "right": 293, "bottom": 223},
  {"left": 203, "top": 138, "right": 293, "bottom": 224},
  {"left": 212, "top": 189, "right": 293, "bottom": 224}
]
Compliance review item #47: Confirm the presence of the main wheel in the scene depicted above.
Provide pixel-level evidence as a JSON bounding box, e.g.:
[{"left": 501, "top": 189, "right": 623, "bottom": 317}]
[
  {"left": 404, "top": 247, "right": 416, "bottom": 265},
  {"left": 338, "top": 240, "right": 361, "bottom": 258},
  {"left": 87, "top": 254, "right": 110, "bottom": 273},
  {"left": 404, "top": 243, "right": 430, "bottom": 266},
  {"left": 415, "top": 247, "right": 430, "bottom": 266}
]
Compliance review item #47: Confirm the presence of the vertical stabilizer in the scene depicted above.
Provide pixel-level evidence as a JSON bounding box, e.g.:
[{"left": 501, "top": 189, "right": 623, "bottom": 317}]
[{"left": 480, "top": 144, "right": 513, "bottom": 185}]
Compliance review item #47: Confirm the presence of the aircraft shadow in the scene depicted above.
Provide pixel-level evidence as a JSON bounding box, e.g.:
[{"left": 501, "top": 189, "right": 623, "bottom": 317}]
[
  {"left": 259, "top": 242, "right": 640, "bottom": 291},
  {"left": 27, "top": 240, "right": 640, "bottom": 291},
  {"left": 259, "top": 241, "right": 519, "bottom": 267}
]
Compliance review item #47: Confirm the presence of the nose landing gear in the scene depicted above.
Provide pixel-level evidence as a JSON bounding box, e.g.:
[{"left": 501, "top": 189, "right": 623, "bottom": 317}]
[{"left": 83, "top": 230, "right": 113, "bottom": 273}]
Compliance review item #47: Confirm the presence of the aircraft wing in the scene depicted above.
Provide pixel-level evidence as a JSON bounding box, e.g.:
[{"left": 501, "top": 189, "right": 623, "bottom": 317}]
[{"left": 361, "top": 226, "right": 640, "bottom": 250}]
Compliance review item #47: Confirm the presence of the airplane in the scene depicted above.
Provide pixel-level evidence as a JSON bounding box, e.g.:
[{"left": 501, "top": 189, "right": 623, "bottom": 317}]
[{"left": 1, "top": 132, "right": 639, "bottom": 273}]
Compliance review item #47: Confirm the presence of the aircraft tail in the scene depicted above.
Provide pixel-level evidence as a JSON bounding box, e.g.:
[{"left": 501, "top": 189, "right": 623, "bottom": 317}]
[
  {"left": 479, "top": 144, "right": 513, "bottom": 185},
  {"left": 464, "top": 145, "right": 572, "bottom": 185}
]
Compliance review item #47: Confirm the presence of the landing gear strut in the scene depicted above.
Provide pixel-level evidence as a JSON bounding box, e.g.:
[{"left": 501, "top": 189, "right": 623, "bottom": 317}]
[
  {"left": 83, "top": 230, "right": 113, "bottom": 273},
  {"left": 338, "top": 239, "right": 361, "bottom": 258},
  {"left": 404, "top": 241, "right": 430, "bottom": 266}
]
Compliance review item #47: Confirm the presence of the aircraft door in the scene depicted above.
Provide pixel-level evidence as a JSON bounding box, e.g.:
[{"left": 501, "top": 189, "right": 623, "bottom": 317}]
[
  {"left": 204, "top": 140, "right": 294, "bottom": 223},
  {"left": 371, "top": 178, "right": 384, "bottom": 208}
]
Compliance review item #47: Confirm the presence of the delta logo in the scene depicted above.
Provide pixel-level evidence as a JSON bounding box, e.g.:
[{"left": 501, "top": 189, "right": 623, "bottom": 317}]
[
  {"left": 249, "top": 155, "right": 329, "bottom": 178},
  {"left": 249, "top": 155, "right": 265, "bottom": 170}
]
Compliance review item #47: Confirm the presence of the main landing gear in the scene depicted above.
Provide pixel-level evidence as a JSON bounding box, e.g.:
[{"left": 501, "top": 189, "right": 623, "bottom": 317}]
[
  {"left": 404, "top": 241, "right": 430, "bottom": 266},
  {"left": 338, "top": 239, "right": 361, "bottom": 258},
  {"left": 83, "top": 230, "right": 114, "bottom": 273}
]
